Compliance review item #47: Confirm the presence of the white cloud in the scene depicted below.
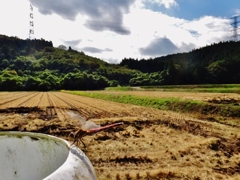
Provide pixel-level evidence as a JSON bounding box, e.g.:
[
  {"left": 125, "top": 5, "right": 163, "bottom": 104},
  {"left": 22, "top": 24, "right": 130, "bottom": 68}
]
[
  {"left": 30, "top": 0, "right": 134, "bottom": 35},
  {"left": 233, "top": 9, "right": 240, "bottom": 16},
  {"left": 0, "top": 0, "right": 30, "bottom": 38},
  {"left": 153, "top": 0, "right": 177, "bottom": 8},
  {"left": 179, "top": 16, "right": 232, "bottom": 46},
  {"left": 141, "top": 0, "right": 178, "bottom": 9},
  {"left": 0, "top": 0, "right": 232, "bottom": 64},
  {"left": 72, "top": 6, "right": 231, "bottom": 62}
]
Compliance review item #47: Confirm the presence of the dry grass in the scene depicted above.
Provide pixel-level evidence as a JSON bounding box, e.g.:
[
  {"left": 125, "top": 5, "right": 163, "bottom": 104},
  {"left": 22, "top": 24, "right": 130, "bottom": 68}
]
[
  {"left": 84, "top": 114, "right": 240, "bottom": 179},
  {"left": 0, "top": 92, "right": 240, "bottom": 179}
]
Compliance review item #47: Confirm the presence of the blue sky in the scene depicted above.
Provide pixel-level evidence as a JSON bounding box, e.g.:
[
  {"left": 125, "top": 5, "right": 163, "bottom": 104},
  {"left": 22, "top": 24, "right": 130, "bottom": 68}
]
[
  {"left": 0, "top": 0, "right": 239, "bottom": 63},
  {"left": 146, "top": 0, "right": 239, "bottom": 19},
  {"left": 176, "top": 0, "right": 238, "bottom": 19}
]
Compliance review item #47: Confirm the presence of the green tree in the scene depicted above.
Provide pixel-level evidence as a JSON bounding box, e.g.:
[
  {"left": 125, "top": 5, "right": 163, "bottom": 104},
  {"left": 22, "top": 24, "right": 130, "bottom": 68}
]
[
  {"left": 207, "top": 60, "right": 229, "bottom": 83},
  {"left": 0, "top": 69, "right": 23, "bottom": 91}
]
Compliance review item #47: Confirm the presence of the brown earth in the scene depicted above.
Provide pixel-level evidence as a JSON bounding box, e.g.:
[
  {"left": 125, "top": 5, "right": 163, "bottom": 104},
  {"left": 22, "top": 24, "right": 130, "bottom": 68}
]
[{"left": 0, "top": 92, "right": 240, "bottom": 179}]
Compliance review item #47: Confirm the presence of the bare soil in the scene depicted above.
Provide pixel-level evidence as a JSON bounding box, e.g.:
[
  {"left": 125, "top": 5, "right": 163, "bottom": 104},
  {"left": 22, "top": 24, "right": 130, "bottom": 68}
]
[{"left": 0, "top": 92, "right": 240, "bottom": 179}]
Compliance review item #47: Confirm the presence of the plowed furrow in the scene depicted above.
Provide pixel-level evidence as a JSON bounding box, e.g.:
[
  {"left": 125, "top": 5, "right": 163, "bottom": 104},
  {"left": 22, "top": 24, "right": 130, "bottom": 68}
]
[
  {"left": 70, "top": 94, "right": 149, "bottom": 119},
  {"left": 18, "top": 92, "right": 42, "bottom": 107},
  {"left": 46, "top": 92, "right": 79, "bottom": 121},
  {"left": 0, "top": 92, "right": 39, "bottom": 109},
  {"left": 36, "top": 92, "right": 46, "bottom": 107},
  {"left": 51, "top": 92, "right": 97, "bottom": 119},
  {"left": 47, "top": 92, "right": 71, "bottom": 109},
  {"left": 55, "top": 108, "right": 68, "bottom": 121},
  {"left": 55, "top": 92, "right": 130, "bottom": 118},
  {"left": 45, "top": 107, "right": 57, "bottom": 120},
  {"left": 46, "top": 92, "right": 57, "bottom": 117},
  {"left": 0, "top": 92, "right": 34, "bottom": 107}
]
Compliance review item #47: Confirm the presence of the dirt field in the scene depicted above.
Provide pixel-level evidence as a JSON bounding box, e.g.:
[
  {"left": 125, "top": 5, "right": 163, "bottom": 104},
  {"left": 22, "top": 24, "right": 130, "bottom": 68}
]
[{"left": 0, "top": 91, "right": 240, "bottom": 179}]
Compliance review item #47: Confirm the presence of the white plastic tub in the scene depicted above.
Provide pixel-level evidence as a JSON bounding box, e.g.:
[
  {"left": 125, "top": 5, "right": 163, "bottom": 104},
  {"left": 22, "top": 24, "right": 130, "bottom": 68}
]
[{"left": 0, "top": 131, "right": 97, "bottom": 180}]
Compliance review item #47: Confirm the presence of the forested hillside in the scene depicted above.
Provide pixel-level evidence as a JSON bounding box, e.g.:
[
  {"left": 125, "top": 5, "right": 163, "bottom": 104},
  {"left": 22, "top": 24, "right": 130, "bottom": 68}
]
[
  {"left": 120, "top": 41, "right": 240, "bottom": 85},
  {"left": 0, "top": 34, "right": 240, "bottom": 91},
  {"left": 0, "top": 35, "right": 138, "bottom": 91}
]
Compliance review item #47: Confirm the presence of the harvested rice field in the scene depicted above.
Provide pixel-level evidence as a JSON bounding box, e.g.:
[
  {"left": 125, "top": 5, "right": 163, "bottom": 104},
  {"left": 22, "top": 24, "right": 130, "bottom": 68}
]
[{"left": 0, "top": 91, "right": 240, "bottom": 179}]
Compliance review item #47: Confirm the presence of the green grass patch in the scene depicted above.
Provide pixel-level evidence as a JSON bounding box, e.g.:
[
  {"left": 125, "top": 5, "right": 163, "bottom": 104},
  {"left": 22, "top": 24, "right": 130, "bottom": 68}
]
[
  {"left": 105, "top": 86, "right": 132, "bottom": 91},
  {"left": 62, "top": 90, "right": 207, "bottom": 112},
  {"left": 141, "top": 84, "right": 240, "bottom": 93},
  {"left": 62, "top": 90, "right": 240, "bottom": 119}
]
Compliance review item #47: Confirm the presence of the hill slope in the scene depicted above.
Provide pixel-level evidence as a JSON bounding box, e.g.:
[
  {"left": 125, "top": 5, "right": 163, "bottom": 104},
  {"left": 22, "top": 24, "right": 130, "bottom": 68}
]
[
  {"left": 120, "top": 41, "right": 240, "bottom": 85},
  {"left": 0, "top": 35, "right": 138, "bottom": 91},
  {"left": 0, "top": 35, "right": 240, "bottom": 91}
]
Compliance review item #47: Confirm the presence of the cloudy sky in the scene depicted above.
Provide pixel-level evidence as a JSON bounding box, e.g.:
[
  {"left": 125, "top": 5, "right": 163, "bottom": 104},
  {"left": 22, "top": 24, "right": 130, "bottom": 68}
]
[{"left": 0, "top": 0, "right": 239, "bottom": 63}]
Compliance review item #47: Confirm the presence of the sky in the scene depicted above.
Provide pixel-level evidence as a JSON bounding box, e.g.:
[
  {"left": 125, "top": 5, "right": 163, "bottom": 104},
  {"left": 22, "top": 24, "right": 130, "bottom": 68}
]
[{"left": 0, "top": 0, "right": 239, "bottom": 64}]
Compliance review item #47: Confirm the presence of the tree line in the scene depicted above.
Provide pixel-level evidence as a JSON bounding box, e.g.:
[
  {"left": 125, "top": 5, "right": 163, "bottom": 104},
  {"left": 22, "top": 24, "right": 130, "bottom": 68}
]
[
  {"left": 0, "top": 35, "right": 137, "bottom": 91},
  {"left": 0, "top": 34, "right": 240, "bottom": 91},
  {"left": 120, "top": 41, "right": 240, "bottom": 85}
]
